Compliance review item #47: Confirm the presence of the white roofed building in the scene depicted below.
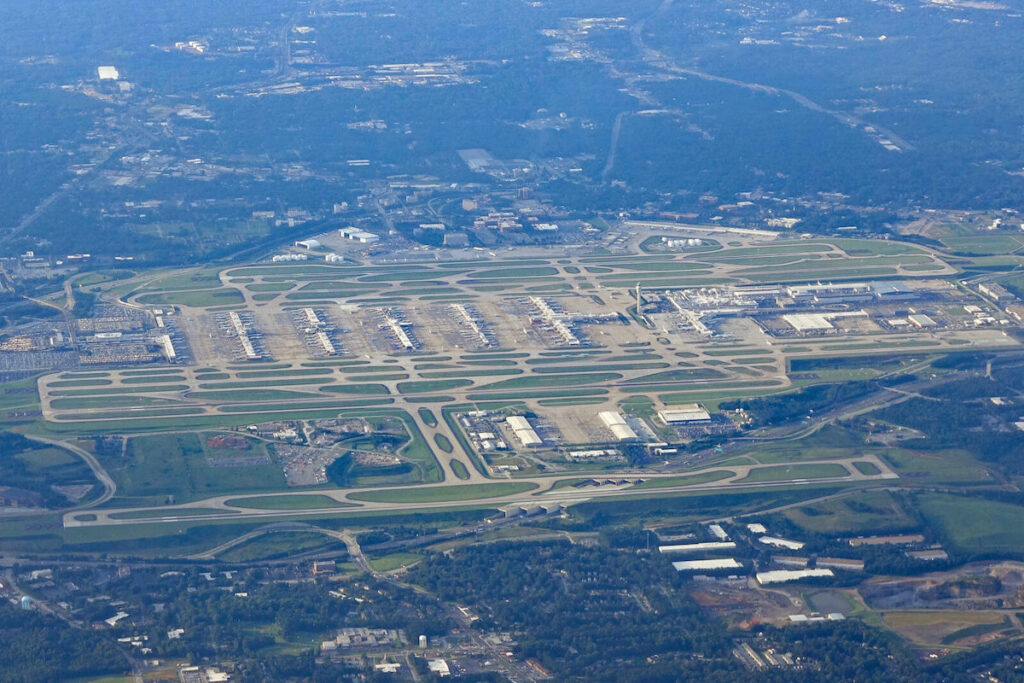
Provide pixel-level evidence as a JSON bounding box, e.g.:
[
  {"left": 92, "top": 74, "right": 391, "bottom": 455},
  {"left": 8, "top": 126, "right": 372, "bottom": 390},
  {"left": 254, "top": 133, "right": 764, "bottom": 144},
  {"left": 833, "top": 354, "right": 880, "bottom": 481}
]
[
  {"left": 759, "top": 536, "right": 805, "bottom": 550},
  {"left": 658, "top": 404, "right": 711, "bottom": 423},
  {"left": 658, "top": 542, "right": 736, "bottom": 554},
  {"left": 672, "top": 558, "right": 742, "bottom": 572},
  {"left": 756, "top": 568, "right": 833, "bottom": 585},
  {"left": 599, "top": 411, "right": 637, "bottom": 441},
  {"left": 506, "top": 416, "right": 542, "bottom": 447}
]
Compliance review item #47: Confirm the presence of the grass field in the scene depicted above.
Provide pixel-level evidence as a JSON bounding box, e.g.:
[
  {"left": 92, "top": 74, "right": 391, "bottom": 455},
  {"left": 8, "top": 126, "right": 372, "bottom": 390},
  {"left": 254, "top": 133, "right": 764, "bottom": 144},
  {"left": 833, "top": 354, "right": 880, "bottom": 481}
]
[
  {"left": 633, "top": 470, "right": 734, "bottom": 489},
  {"left": 397, "top": 379, "right": 473, "bottom": 394},
  {"left": 883, "top": 610, "right": 1010, "bottom": 646},
  {"left": 235, "top": 368, "right": 332, "bottom": 379},
  {"left": 916, "top": 493, "right": 1024, "bottom": 555},
  {"left": 98, "top": 433, "right": 287, "bottom": 504},
  {"left": 880, "top": 449, "right": 993, "bottom": 485},
  {"left": 450, "top": 459, "right": 470, "bottom": 480},
  {"left": 737, "top": 463, "right": 850, "bottom": 483},
  {"left": 478, "top": 372, "right": 622, "bottom": 391},
  {"left": 368, "top": 552, "right": 422, "bottom": 572},
  {"left": 225, "top": 495, "right": 352, "bottom": 510},
  {"left": 418, "top": 407, "right": 438, "bottom": 427},
  {"left": 51, "top": 395, "right": 185, "bottom": 410},
  {"left": 347, "top": 482, "right": 536, "bottom": 503},
  {"left": 780, "top": 490, "right": 916, "bottom": 534},
  {"left": 219, "top": 531, "right": 345, "bottom": 562},
  {"left": 136, "top": 288, "right": 244, "bottom": 308},
  {"left": 853, "top": 461, "right": 881, "bottom": 475},
  {"left": 188, "top": 389, "right": 319, "bottom": 401},
  {"left": 319, "top": 383, "right": 390, "bottom": 395},
  {"left": 107, "top": 508, "right": 237, "bottom": 520}
]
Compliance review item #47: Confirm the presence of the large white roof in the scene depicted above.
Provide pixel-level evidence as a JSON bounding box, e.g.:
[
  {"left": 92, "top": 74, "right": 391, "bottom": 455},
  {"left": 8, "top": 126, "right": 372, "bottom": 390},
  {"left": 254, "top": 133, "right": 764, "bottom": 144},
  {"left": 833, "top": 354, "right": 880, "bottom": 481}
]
[
  {"left": 672, "top": 558, "right": 742, "bottom": 571},
  {"left": 756, "top": 568, "right": 833, "bottom": 585},
  {"left": 659, "top": 541, "right": 736, "bottom": 554}
]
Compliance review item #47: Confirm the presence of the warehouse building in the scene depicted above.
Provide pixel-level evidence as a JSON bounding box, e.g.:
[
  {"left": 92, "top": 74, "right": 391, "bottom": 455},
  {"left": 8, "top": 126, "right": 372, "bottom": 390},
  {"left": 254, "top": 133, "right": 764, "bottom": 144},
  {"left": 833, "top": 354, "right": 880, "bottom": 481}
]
[
  {"left": 817, "top": 557, "right": 865, "bottom": 571},
  {"left": 658, "top": 404, "right": 711, "bottom": 424},
  {"left": 908, "top": 313, "right": 937, "bottom": 328},
  {"left": 672, "top": 558, "right": 742, "bottom": 572},
  {"left": 755, "top": 568, "right": 833, "bottom": 585},
  {"left": 659, "top": 542, "right": 736, "bottom": 554},
  {"left": 979, "top": 282, "right": 1014, "bottom": 302},
  {"left": 339, "top": 227, "right": 381, "bottom": 244},
  {"left": 506, "top": 416, "right": 542, "bottom": 447},
  {"left": 599, "top": 411, "right": 637, "bottom": 441},
  {"left": 782, "top": 311, "right": 868, "bottom": 333},
  {"left": 759, "top": 536, "right": 805, "bottom": 550},
  {"left": 871, "top": 281, "right": 917, "bottom": 300},
  {"left": 783, "top": 313, "right": 835, "bottom": 332}
]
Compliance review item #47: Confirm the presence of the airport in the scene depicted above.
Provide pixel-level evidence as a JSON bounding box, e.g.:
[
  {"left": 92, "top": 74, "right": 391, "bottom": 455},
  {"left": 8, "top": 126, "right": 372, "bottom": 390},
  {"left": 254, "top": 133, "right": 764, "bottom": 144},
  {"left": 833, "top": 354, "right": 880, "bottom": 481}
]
[{"left": 15, "top": 224, "right": 1018, "bottom": 531}]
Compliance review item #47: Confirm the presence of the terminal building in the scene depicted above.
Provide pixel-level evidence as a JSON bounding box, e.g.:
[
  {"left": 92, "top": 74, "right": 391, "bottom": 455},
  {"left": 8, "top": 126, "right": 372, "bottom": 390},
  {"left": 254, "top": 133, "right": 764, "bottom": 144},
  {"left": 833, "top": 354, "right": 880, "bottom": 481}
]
[{"left": 785, "top": 283, "right": 873, "bottom": 304}]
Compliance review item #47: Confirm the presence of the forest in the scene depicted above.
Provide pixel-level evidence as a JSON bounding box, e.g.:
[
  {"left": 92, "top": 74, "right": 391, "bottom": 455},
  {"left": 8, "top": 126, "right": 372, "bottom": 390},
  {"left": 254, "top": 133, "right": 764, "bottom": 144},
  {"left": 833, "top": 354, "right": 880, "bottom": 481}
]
[{"left": 0, "top": 602, "right": 128, "bottom": 682}]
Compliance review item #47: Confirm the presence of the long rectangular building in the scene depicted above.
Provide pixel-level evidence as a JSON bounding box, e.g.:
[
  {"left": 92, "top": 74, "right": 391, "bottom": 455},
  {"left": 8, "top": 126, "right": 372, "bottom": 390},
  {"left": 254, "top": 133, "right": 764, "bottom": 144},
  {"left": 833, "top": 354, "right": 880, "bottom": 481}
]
[
  {"left": 658, "top": 542, "right": 736, "bottom": 554},
  {"left": 599, "top": 411, "right": 637, "bottom": 441},
  {"left": 755, "top": 568, "right": 833, "bottom": 585},
  {"left": 658, "top": 404, "right": 711, "bottom": 423},
  {"left": 672, "top": 558, "right": 742, "bottom": 572},
  {"left": 506, "top": 416, "right": 542, "bottom": 447}
]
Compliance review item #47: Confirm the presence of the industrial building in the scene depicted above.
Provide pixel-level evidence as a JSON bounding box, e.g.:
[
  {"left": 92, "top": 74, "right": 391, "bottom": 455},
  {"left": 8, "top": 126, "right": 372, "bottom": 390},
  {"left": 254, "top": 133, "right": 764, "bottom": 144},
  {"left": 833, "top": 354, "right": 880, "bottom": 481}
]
[
  {"left": 817, "top": 557, "right": 865, "bottom": 571},
  {"left": 658, "top": 405, "right": 711, "bottom": 424},
  {"left": 506, "top": 416, "right": 542, "bottom": 447},
  {"left": 788, "top": 613, "right": 845, "bottom": 623},
  {"left": 759, "top": 536, "right": 805, "bottom": 550},
  {"left": 672, "top": 558, "right": 742, "bottom": 572},
  {"left": 272, "top": 253, "right": 308, "bottom": 262},
  {"left": 782, "top": 311, "right": 867, "bottom": 333},
  {"left": 755, "top": 568, "right": 834, "bottom": 585},
  {"left": 599, "top": 411, "right": 637, "bottom": 441},
  {"left": 339, "top": 227, "right": 380, "bottom": 244},
  {"left": 908, "top": 313, "right": 937, "bottom": 328},
  {"left": 871, "top": 281, "right": 917, "bottom": 300},
  {"left": 979, "top": 282, "right": 1014, "bottom": 302},
  {"left": 659, "top": 542, "right": 736, "bottom": 554}
]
